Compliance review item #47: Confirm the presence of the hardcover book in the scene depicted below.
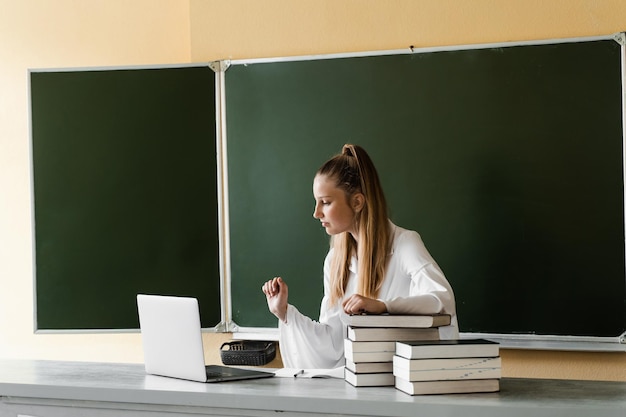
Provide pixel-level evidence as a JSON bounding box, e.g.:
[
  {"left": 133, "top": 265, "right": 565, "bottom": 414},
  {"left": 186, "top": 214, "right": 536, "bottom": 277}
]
[
  {"left": 347, "top": 326, "right": 440, "bottom": 342},
  {"left": 344, "top": 349, "right": 395, "bottom": 363},
  {"left": 393, "top": 366, "right": 501, "bottom": 381},
  {"left": 395, "top": 339, "right": 499, "bottom": 359},
  {"left": 345, "top": 360, "right": 393, "bottom": 374},
  {"left": 344, "top": 368, "right": 394, "bottom": 387},
  {"left": 344, "top": 337, "right": 398, "bottom": 362},
  {"left": 395, "top": 377, "right": 500, "bottom": 395},
  {"left": 344, "top": 339, "right": 396, "bottom": 353},
  {"left": 346, "top": 313, "right": 451, "bottom": 328},
  {"left": 393, "top": 355, "right": 501, "bottom": 371}
]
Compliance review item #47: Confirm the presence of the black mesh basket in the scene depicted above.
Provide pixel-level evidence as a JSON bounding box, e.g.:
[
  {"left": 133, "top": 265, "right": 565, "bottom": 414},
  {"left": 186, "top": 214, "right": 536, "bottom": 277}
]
[{"left": 220, "top": 340, "right": 276, "bottom": 366}]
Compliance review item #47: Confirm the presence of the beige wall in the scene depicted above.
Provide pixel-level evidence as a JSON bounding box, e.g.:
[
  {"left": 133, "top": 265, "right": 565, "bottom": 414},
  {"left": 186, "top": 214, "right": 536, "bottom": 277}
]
[
  {"left": 0, "top": 0, "right": 624, "bottom": 381},
  {"left": 190, "top": 0, "right": 626, "bottom": 61},
  {"left": 0, "top": 0, "right": 191, "bottom": 363}
]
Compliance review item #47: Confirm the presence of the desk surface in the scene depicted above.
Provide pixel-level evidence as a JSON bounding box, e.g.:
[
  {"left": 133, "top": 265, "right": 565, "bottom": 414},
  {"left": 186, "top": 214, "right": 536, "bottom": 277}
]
[{"left": 0, "top": 359, "right": 625, "bottom": 417}]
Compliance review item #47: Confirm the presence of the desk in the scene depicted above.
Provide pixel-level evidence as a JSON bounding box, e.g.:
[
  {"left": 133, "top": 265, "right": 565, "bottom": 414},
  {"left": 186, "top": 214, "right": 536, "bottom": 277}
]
[{"left": 0, "top": 359, "right": 624, "bottom": 417}]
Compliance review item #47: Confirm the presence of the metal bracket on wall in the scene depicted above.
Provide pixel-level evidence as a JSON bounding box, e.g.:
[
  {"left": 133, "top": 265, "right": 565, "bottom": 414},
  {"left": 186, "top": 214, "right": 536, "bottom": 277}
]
[
  {"left": 613, "top": 32, "right": 625, "bottom": 46},
  {"left": 209, "top": 60, "right": 231, "bottom": 73},
  {"left": 214, "top": 320, "right": 239, "bottom": 333}
]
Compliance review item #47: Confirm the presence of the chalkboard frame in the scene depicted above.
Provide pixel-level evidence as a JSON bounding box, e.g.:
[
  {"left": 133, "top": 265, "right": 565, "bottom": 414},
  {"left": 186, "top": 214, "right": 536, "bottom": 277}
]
[
  {"left": 30, "top": 63, "right": 223, "bottom": 332},
  {"left": 221, "top": 33, "right": 626, "bottom": 351}
]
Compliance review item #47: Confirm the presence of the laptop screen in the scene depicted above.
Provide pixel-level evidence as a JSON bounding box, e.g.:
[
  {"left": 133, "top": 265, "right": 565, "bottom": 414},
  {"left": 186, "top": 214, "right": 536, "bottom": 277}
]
[{"left": 137, "top": 294, "right": 273, "bottom": 383}]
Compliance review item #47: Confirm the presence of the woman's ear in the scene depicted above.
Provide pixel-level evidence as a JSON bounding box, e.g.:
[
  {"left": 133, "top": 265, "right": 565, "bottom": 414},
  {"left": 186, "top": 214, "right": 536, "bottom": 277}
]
[{"left": 351, "top": 193, "right": 365, "bottom": 212}]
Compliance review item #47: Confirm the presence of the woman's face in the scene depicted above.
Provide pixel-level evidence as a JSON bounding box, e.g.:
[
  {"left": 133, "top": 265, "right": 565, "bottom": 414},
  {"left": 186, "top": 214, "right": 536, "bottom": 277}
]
[{"left": 312, "top": 174, "right": 358, "bottom": 236}]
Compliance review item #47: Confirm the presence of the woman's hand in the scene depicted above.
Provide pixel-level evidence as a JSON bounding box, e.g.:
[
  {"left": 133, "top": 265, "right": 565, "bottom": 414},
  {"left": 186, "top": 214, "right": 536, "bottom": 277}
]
[
  {"left": 342, "top": 294, "right": 387, "bottom": 315},
  {"left": 261, "top": 276, "right": 289, "bottom": 322}
]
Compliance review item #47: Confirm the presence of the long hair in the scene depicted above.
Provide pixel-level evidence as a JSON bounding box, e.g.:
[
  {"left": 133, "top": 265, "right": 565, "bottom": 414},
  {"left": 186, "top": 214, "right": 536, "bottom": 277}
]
[{"left": 316, "top": 144, "right": 392, "bottom": 305}]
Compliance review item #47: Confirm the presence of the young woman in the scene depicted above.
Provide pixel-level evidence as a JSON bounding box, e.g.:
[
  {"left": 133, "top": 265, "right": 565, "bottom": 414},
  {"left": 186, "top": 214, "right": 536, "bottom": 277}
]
[{"left": 262, "top": 144, "right": 458, "bottom": 369}]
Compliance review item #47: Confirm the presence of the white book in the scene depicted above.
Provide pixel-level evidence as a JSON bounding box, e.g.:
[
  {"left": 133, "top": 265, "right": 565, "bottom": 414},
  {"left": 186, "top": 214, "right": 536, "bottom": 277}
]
[
  {"left": 344, "top": 349, "right": 395, "bottom": 363},
  {"left": 395, "top": 377, "right": 500, "bottom": 395},
  {"left": 393, "top": 355, "right": 501, "bottom": 371},
  {"left": 345, "top": 360, "right": 393, "bottom": 374},
  {"left": 347, "top": 326, "right": 440, "bottom": 342},
  {"left": 344, "top": 339, "right": 396, "bottom": 353},
  {"left": 344, "top": 338, "right": 396, "bottom": 362},
  {"left": 344, "top": 369, "right": 394, "bottom": 387},
  {"left": 346, "top": 313, "right": 451, "bottom": 328},
  {"left": 393, "top": 366, "right": 501, "bottom": 381},
  {"left": 395, "top": 339, "right": 499, "bottom": 359}
]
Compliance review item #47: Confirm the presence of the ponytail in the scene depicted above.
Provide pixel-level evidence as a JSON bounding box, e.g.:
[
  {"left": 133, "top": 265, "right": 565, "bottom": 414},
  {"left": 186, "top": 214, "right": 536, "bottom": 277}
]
[{"left": 316, "top": 144, "right": 392, "bottom": 305}]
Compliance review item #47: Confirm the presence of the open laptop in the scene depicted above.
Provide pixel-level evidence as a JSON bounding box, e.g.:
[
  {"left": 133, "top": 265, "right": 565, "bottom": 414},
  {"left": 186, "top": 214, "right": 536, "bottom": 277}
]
[{"left": 136, "top": 294, "right": 274, "bottom": 383}]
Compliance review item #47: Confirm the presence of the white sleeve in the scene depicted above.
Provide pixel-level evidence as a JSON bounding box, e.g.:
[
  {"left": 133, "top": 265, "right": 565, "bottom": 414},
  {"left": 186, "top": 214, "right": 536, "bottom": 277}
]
[
  {"left": 383, "top": 264, "right": 447, "bottom": 314},
  {"left": 278, "top": 250, "right": 346, "bottom": 369},
  {"left": 278, "top": 303, "right": 344, "bottom": 369},
  {"left": 383, "top": 231, "right": 456, "bottom": 316}
]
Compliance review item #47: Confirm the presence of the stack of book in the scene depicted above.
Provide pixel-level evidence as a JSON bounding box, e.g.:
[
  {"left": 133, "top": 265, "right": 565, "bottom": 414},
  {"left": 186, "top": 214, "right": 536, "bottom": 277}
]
[
  {"left": 393, "top": 338, "right": 501, "bottom": 395},
  {"left": 343, "top": 314, "right": 451, "bottom": 387}
]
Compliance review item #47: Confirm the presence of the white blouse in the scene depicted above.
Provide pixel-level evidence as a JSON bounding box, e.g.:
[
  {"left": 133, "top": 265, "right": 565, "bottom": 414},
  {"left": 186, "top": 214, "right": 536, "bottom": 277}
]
[{"left": 278, "top": 222, "right": 459, "bottom": 369}]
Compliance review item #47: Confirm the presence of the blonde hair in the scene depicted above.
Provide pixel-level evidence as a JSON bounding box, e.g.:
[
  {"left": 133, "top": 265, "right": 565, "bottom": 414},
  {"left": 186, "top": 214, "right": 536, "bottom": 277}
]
[{"left": 316, "top": 144, "right": 392, "bottom": 305}]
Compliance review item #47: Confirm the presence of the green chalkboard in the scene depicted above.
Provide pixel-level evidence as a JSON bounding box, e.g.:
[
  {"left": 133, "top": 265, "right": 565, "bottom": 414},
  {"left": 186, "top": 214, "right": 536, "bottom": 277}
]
[
  {"left": 225, "top": 39, "right": 626, "bottom": 337},
  {"left": 31, "top": 66, "right": 220, "bottom": 330}
]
